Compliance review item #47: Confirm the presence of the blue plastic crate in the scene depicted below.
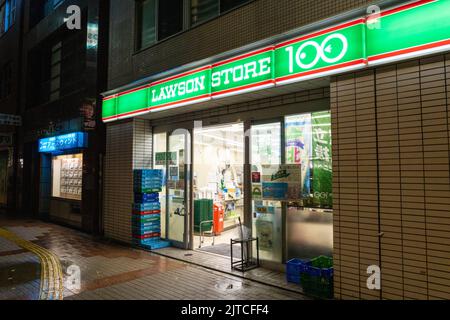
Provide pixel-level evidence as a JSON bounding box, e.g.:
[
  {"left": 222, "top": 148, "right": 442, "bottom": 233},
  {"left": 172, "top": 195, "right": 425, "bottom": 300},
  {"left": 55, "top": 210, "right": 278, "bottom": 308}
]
[
  {"left": 133, "top": 202, "right": 161, "bottom": 211},
  {"left": 286, "top": 258, "right": 309, "bottom": 276},
  {"left": 140, "top": 238, "right": 171, "bottom": 250},
  {"left": 134, "top": 169, "right": 163, "bottom": 178},
  {"left": 286, "top": 273, "right": 301, "bottom": 284},
  {"left": 321, "top": 267, "right": 334, "bottom": 279},
  {"left": 134, "top": 193, "right": 159, "bottom": 203}
]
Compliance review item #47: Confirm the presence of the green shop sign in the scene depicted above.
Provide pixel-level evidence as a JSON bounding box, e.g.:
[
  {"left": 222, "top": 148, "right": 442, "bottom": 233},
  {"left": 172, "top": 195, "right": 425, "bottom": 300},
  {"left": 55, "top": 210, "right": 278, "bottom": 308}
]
[
  {"left": 102, "top": 0, "right": 450, "bottom": 122},
  {"left": 275, "top": 19, "right": 366, "bottom": 85},
  {"left": 367, "top": 0, "right": 450, "bottom": 65},
  {"left": 117, "top": 85, "right": 149, "bottom": 119},
  {"left": 149, "top": 66, "right": 211, "bottom": 112},
  {"left": 102, "top": 96, "right": 117, "bottom": 122},
  {"left": 211, "top": 47, "right": 274, "bottom": 98}
]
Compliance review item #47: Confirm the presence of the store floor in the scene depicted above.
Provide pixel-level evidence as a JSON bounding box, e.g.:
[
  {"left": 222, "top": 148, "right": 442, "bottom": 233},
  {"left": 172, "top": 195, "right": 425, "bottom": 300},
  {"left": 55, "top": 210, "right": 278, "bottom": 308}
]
[{"left": 193, "top": 226, "right": 243, "bottom": 258}]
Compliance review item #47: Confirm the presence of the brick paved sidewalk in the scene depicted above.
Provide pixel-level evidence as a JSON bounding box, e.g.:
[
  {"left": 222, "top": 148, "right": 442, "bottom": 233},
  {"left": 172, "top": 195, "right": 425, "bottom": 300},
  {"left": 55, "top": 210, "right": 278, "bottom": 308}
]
[{"left": 0, "top": 216, "right": 306, "bottom": 300}]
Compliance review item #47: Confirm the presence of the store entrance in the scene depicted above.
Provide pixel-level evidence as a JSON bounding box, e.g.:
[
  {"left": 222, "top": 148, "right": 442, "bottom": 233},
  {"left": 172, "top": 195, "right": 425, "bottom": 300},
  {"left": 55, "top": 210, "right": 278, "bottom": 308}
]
[{"left": 193, "top": 123, "right": 245, "bottom": 258}]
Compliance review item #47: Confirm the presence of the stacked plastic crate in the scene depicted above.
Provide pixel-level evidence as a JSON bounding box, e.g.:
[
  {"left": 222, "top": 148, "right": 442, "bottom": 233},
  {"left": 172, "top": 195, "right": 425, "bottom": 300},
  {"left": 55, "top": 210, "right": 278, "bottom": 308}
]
[
  {"left": 132, "top": 169, "right": 170, "bottom": 250},
  {"left": 286, "top": 256, "right": 334, "bottom": 299}
]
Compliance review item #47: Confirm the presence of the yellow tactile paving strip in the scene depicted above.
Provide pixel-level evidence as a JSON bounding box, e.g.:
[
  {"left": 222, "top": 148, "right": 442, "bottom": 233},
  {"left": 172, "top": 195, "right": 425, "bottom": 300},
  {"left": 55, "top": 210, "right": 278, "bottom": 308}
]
[{"left": 0, "top": 228, "right": 64, "bottom": 300}]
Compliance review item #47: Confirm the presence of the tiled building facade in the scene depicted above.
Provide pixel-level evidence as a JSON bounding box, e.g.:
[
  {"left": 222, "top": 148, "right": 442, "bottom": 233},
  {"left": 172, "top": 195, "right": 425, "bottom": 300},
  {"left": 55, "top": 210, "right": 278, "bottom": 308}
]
[{"left": 102, "top": 0, "right": 450, "bottom": 300}]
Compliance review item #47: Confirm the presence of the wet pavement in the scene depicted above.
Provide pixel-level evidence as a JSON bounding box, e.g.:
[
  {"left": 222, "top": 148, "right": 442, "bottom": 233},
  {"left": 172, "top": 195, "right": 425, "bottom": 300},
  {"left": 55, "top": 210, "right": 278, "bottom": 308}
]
[{"left": 0, "top": 216, "right": 306, "bottom": 300}]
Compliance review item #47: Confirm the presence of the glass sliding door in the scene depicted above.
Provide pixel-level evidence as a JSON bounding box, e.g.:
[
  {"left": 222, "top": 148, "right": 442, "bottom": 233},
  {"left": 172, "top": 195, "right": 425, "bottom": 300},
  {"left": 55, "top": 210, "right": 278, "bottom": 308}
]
[
  {"left": 153, "top": 132, "right": 167, "bottom": 239},
  {"left": 193, "top": 123, "right": 245, "bottom": 252},
  {"left": 250, "top": 122, "right": 283, "bottom": 263},
  {"left": 166, "top": 130, "right": 191, "bottom": 248}
]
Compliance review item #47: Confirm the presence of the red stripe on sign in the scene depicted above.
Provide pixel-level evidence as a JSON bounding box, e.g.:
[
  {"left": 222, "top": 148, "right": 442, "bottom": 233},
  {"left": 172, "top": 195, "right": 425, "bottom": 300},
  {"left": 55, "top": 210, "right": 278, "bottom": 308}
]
[
  {"left": 275, "top": 59, "right": 366, "bottom": 83},
  {"left": 102, "top": 115, "right": 118, "bottom": 121},
  {"left": 275, "top": 18, "right": 365, "bottom": 49},
  {"left": 149, "top": 94, "right": 211, "bottom": 110},
  {"left": 103, "top": 95, "right": 116, "bottom": 101},
  {"left": 368, "top": 39, "right": 450, "bottom": 62},
  {"left": 114, "top": 107, "right": 150, "bottom": 118},
  {"left": 211, "top": 79, "right": 275, "bottom": 97},
  {"left": 213, "top": 47, "right": 274, "bottom": 68},
  {"left": 117, "top": 84, "right": 151, "bottom": 97},
  {"left": 151, "top": 66, "right": 211, "bottom": 86},
  {"left": 380, "top": 0, "right": 436, "bottom": 17}
]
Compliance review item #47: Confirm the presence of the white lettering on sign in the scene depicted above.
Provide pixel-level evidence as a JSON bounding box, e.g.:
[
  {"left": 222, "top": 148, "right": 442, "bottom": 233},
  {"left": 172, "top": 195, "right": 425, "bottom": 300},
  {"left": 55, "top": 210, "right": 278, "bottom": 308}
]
[
  {"left": 211, "top": 57, "right": 271, "bottom": 88},
  {"left": 151, "top": 76, "right": 206, "bottom": 103},
  {"left": 285, "top": 33, "right": 348, "bottom": 73}
]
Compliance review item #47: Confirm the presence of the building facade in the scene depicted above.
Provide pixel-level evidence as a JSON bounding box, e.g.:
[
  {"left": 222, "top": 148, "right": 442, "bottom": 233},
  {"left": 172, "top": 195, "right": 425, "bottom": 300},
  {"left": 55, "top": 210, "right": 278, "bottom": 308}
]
[
  {"left": 15, "top": 0, "right": 109, "bottom": 233},
  {"left": 102, "top": 0, "right": 450, "bottom": 299},
  {"left": 0, "top": 0, "right": 23, "bottom": 213}
]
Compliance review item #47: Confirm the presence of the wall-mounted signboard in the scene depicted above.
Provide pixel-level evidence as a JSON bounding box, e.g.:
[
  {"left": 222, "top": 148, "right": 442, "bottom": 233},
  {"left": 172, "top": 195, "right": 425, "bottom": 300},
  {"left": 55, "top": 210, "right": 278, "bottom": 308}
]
[
  {"left": 38, "top": 132, "right": 88, "bottom": 153},
  {"left": 0, "top": 113, "right": 22, "bottom": 126},
  {"left": 102, "top": 0, "right": 450, "bottom": 123}
]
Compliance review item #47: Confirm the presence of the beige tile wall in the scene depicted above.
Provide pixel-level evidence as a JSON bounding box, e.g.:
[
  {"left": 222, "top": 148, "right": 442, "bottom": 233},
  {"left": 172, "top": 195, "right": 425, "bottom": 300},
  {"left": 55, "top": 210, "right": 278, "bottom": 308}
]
[
  {"left": 103, "top": 118, "right": 152, "bottom": 243},
  {"left": 332, "top": 54, "right": 450, "bottom": 300}
]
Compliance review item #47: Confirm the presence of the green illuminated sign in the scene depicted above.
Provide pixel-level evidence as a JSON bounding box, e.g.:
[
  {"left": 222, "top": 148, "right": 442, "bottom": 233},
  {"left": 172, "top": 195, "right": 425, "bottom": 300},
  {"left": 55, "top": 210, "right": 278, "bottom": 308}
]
[
  {"left": 117, "top": 86, "right": 149, "bottom": 118},
  {"left": 102, "top": 96, "right": 117, "bottom": 122},
  {"left": 367, "top": 0, "right": 450, "bottom": 65},
  {"left": 149, "top": 66, "right": 211, "bottom": 111},
  {"left": 102, "top": 0, "right": 450, "bottom": 122},
  {"left": 275, "top": 20, "right": 366, "bottom": 84},
  {"left": 211, "top": 47, "right": 274, "bottom": 98}
]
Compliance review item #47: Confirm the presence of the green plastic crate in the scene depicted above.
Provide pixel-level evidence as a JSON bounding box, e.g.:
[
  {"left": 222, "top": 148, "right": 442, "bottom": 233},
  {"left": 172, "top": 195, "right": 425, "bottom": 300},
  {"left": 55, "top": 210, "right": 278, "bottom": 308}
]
[
  {"left": 300, "top": 273, "right": 334, "bottom": 299},
  {"left": 310, "top": 256, "right": 333, "bottom": 269},
  {"left": 194, "top": 199, "right": 213, "bottom": 233},
  {"left": 300, "top": 255, "right": 334, "bottom": 299}
]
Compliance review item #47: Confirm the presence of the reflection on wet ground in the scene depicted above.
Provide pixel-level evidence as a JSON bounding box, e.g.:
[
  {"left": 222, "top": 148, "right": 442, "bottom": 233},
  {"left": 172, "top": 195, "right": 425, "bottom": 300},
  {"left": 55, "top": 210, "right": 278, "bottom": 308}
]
[
  {"left": 0, "top": 262, "right": 40, "bottom": 287},
  {"left": 0, "top": 215, "right": 306, "bottom": 300}
]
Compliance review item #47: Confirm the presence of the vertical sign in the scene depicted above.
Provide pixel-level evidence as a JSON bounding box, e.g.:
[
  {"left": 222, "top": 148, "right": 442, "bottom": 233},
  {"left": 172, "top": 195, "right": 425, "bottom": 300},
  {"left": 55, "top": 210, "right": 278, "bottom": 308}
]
[
  {"left": 285, "top": 114, "right": 312, "bottom": 198},
  {"left": 312, "top": 111, "right": 332, "bottom": 208}
]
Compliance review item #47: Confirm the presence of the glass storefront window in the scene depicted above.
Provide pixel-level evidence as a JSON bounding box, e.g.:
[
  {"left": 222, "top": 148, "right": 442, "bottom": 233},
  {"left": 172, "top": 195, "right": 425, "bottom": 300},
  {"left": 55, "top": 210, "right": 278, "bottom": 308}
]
[
  {"left": 285, "top": 111, "right": 333, "bottom": 261},
  {"left": 251, "top": 122, "right": 282, "bottom": 264},
  {"left": 52, "top": 153, "right": 83, "bottom": 201}
]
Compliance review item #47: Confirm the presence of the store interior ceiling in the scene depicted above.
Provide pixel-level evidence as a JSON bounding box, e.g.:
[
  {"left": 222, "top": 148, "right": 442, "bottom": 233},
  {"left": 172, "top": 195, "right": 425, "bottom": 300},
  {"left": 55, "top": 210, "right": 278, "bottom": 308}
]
[{"left": 141, "top": 76, "right": 330, "bottom": 121}]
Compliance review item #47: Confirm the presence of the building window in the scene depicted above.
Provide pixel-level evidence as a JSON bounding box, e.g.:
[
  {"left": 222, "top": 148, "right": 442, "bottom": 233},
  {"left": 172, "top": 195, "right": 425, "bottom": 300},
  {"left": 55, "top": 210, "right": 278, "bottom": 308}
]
[
  {"left": 191, "top": 0, "right": 219, "bottom": 25},
  {"left": 52, "top": 153, "right": 83, "bottom": 201},
  {"left": 136, "top": 0, "right": 252, "bottom": 50},
  {"left": 30, "top": 0, "right": 64, "bottom": 28},
  {"left": 0, "top": 0, "right": 16, "bottom": 36},
  {"left": 158, "top": 0, "right": 183, "bottom": 41},
  {"left": 136, "top": 0, "right": 157, "bottom": 49},
  {"left": 220, "top": 0, "right": 250, "bottom": 13},
  {"left": 136, "top": 0, "right": 184, "bottom": 50},
  {"left": 190, "top": 0, "right": 251, "bottom": 26}
]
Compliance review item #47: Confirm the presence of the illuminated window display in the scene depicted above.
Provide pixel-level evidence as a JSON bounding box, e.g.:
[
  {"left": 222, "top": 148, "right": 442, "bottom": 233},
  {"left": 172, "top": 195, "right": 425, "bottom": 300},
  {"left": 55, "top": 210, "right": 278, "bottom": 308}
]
[{"left": 52, "top": 153, "right": 83, "bottom": 201}]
